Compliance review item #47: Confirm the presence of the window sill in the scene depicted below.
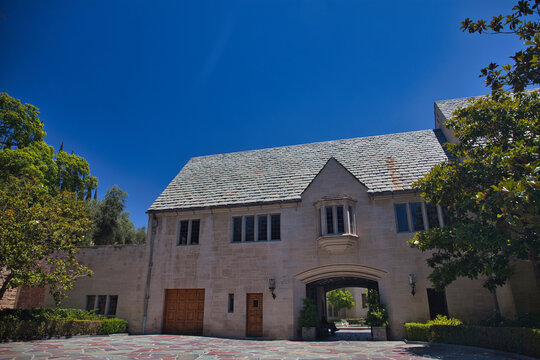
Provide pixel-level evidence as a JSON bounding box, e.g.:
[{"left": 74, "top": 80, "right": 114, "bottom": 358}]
[{"left": 317, "top": 234, "right": 358, "bottom": 254}]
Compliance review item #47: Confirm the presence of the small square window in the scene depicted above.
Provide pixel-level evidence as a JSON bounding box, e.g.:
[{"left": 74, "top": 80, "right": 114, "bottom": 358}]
[
  {"left": 232, "top": 214, "right": 280, "bottom": 242},
  {"left": 426, "top": 203, "right": 440, "bottom": 229},
  {"left": 190, "top": 220, "right": 200, "bottom": 244},
  {"left": 178, "top": 220, "right": 189, "bottom": 245},
  {"left": 232, "top": 217, "right": 242, "bottom": 242},
  {"left": 336, "top": 206, "right": 345, "bottom": 233},
  {"left": 86, "top": 295, "right": 96, "bottom": 311},
  {"left": 270, "top": 214, "right": 280, "bottom": 240},
  {"left": 410, "top": 203, "right": 425, "bottom": 231},
  {"left": 326, "top": 207, "right": 334, "bottom": 234},
  {"left": 96, "top": 295, "right": 107, "bottom": 315},
  {"left": 257, "top": 215, "right": 267, "bottom": 241},
  {"left": 228, "top": 294, "right": 234, "bottom": 313},
  {"left": 348, "top": 206, "right": 355, "bottom": 234},
  {"left": 245, "top": 216, "right": 254, "bottom": 241},
  {"left": 107, "top": 295, "right": 118, "bottom": 316},
  {"left": 395, "top": 204, "right": 409, "bottom": 232}
]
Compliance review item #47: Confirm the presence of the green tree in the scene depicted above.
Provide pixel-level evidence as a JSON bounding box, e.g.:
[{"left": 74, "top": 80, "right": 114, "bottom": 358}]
[
  {"left": 298, "top": 298, "right": 318, "bottom": 327},
  {"left": 326, "top": 289, "right": 355, "bottom": 314},
  {"left": 365, "top": 289, "right": 388, "bottom": 327},
  {"left": 0, "top": 93, "right": 44, "bottom": 149},
  {"left": 461, "top": 0, "right": 539, "bottom": 95},
  {"left": 88, "top": 185, "right": 146, "bottom": 245},
  {"left": 0, "top": 93, "right": 97, "bottom": 304},
  {"left": 410, "top": 92, "right": 540, "bottom": 306},
  {"left": 410, "top": 0, "right": 540, "bottom": 312},
  {"left": 0, "top": 93, "right": 97, "bottom": 198},
  {"left": 0, "top": 178, "right": 92, "bottom": 305}
]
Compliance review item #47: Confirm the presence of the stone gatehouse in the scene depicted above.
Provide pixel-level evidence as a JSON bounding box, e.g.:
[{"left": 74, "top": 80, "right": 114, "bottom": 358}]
[{"left": 34, "top": 95, "right": 540, "bottom": 339}]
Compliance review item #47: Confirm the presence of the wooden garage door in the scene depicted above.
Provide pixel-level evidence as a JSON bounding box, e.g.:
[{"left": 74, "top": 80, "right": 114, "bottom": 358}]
[{"left": 163, "top": 289, "right": 205, "bottom": 335}]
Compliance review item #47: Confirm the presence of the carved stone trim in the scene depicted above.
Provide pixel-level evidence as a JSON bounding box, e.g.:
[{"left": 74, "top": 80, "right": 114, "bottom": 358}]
[
  {"left": 295, "top": 263, "right": 388, "bottom": 284},
  {"left": 316, "top": 234, "right": 358, "bottom": 254}
]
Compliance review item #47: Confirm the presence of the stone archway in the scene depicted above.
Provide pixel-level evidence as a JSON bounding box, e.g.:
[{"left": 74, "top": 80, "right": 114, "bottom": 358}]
[
  {"left": 295, "top": 264, "right": 388, "bottom": 340},
  {"left": 295, "top": 264, "right": 388, "bottom": 284}
]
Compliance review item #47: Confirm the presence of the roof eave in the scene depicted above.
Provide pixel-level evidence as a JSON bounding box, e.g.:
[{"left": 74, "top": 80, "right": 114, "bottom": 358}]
[{"left": 146, "top": 198, "right": 302, "bottom": 214}]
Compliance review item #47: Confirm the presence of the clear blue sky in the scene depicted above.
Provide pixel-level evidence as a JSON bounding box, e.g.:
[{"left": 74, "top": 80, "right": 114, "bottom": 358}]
[{"left": 0, "top": 0, "right": 523, "bottom": 229}]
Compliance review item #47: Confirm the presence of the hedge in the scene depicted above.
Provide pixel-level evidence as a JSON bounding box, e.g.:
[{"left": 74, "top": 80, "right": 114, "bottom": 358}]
[
  {"left": 0, "top": 308, "right": 128, "bottom": 340},
  {"left": 405, "top": 323, "right": 540, "bottom": 358},
  {"left": 0, "top": 318, "right": 128, "bottom": 340}
]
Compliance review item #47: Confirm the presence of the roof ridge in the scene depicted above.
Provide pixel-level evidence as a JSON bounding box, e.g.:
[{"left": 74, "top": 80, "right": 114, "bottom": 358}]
[
  {"left": 189, "top": 129, "right": 436, "bottom": 161},
  {"left": 435, "top": 88, "right": 540, "bottom": 104}
]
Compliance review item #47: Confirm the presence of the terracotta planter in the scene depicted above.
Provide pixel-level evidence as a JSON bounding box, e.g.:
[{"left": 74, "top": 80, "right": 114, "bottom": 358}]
[
  {"left": 371, "top": 326, "right": 387, "bottom": 341},
  {"left": 301, "top": 327, "right": 316, "bottom": 340}
]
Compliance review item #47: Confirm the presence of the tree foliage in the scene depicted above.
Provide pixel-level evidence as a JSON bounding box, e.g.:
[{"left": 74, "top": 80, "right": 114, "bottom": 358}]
[
  {"left": 298, "top": 298, "right": 318, "bottom": 328},
  {"left": 365, "top": 289, "right": 388, "bottom": 327},
  {"left": 411, "top": 92, "right": 540, "bottom": 291},
  {"left": 461, "top": 0, "right": 540, "bottom": 95},
  {"left": 0, "top": 178, "right": 92, "bottom": 305},
  {"left": 87, "top": 185, "right": 146, "bottom": 245},
  {"left": 0, "top": 93, "right": 97, "bottom": 303},
  {"left": 0, "top": 93, "right": 97, "bottom": 198},
  {"left": 410, "top": 0, "right": 540, "bottom": 295},
  {"left": 326, "top": 289, "right": 355, "bottom": 314},
  {"left": 0, "top": 93, "right": 44, "bottom": 150}
]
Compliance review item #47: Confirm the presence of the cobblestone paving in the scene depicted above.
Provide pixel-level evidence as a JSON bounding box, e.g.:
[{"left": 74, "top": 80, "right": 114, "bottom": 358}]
[{"left": 0, "top": 334, "right": 533, "bottom": 360}]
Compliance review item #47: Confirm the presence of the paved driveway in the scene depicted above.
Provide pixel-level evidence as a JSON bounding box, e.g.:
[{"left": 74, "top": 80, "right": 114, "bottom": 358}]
[{"left": 0, "top": 334, "right": 533, "bottom": 360}]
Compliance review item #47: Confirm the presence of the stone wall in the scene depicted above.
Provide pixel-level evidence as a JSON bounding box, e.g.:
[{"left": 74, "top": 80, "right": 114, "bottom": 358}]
[{"left": 43, "top": 244, "right": 149, "bottom": 333}]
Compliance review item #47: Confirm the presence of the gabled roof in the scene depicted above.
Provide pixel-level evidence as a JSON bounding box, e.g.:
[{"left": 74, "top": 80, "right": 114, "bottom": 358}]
[
  {"left": 435, "top": 89, "right": 539, "bottom": 121},
  {"left": 435, "top": 96, "right": 476, "bottom": 120},
  {"left": 148, "top": 129, "right": 449, "bottom": 212}
]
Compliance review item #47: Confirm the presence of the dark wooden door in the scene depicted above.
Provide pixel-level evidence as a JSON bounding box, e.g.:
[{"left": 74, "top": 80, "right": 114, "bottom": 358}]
[
  {"left": 246, "top": 293, "right": 263, "bottom": 337},
  {"left": 427, "top": 288, "right": 449, "bottom": 319},
  {"left": 163, "top": 289, "right": 205, "bottom": 335}
]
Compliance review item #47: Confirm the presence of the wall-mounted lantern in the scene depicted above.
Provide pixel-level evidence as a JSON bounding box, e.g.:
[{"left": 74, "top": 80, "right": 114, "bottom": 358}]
[
  {"left": 409, "top": 273, "right": 416, "bottom": 296},
  {"left": 268, "top": 278, "right": 276, "bottom": 299}
]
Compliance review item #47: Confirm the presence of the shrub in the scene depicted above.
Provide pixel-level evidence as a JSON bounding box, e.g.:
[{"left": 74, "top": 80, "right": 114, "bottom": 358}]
[
  {"left": 0, "top": 308, "right": 104, "bottom": 322},
  {"left": 404, "top": 323, "right": 540, "bottom": 358},
  {"left": 298, "top": 298, "right": 317, "bottom": 328},
  {"left": 366, "top": 306, "right": 389, "bottom": 327},
  {"left": 0, "top": 308, "right": 128, "bottom": 340},
  {"left": 99, "top": 318, "right": 128, "bottom": 335},
  {"left": 515, "top": 312, "right": 540, "bottom": 328},
  {"left": 426, "top": 315, "right": 463, "bottom": 326},
  {"left": 404, "top": 322, "right": 431, "bottom": 341},
  {"left": 365, "top": 289, "right": 389, "bottom": 327},
  {"left": 0, "top": 320, "right": 102, "bottom": 340}
]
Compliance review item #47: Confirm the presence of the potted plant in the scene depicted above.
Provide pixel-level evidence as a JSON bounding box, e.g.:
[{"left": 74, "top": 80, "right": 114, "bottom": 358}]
[
  {"left": 365, "top": 289, "right": 389, "bottom": 340},
  {"left": 298, "top": 298, "right": 317, "bottom": 340}
]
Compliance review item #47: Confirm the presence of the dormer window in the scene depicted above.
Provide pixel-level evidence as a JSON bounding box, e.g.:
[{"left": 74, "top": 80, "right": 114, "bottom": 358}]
[{"left": 315, "top": 196, "right": 358, "bottom": 254}]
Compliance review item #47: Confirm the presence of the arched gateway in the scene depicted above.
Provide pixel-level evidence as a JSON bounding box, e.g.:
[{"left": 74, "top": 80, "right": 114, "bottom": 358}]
[
  {"left": 295, "top": 264, "right": 388, "bottom": 284},
  {"left": 295, "top": 264, "right": 388, "bottom": 338}
]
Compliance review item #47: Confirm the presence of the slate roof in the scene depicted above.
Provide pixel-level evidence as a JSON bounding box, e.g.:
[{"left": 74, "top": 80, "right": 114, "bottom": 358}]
[
  {"left": 148, "top": 129, "right": 449, "bottom": 212},
  {"left": 435, "top": 96, "right": 477, "bottom": 120},
  {"left": 435, "top": 89, "right": 539, "bottom": 120}
]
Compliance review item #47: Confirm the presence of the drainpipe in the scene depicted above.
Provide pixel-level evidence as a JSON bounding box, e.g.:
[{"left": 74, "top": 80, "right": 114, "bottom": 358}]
[{"left": 142, "top": 214, "right": 158, "bottom": 334}]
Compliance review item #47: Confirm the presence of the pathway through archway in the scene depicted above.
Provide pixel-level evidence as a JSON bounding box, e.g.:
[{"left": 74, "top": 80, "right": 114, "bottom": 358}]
[{"left": 306, "top": 276, "right": 378, "bottom": 341}]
